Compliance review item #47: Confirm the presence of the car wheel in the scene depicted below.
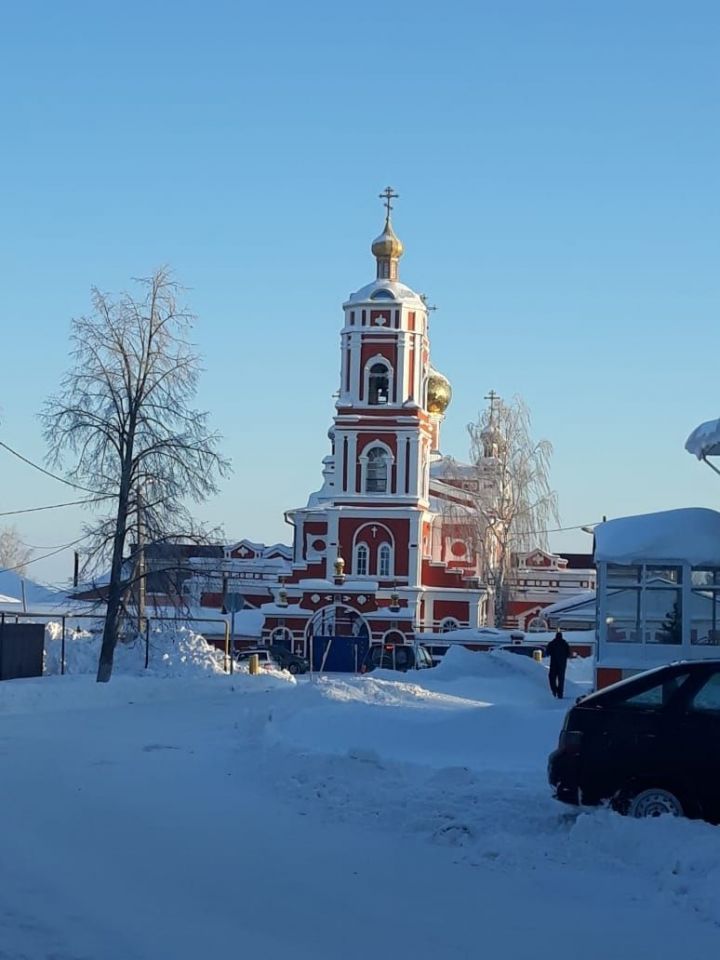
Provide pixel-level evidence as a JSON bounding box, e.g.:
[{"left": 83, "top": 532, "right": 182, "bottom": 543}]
[
  {"left": 626, "top": 787, "right": 684, "bottom": 819},
  {"left": 288, "top": 663, "right": 299, "bottom": 675}
]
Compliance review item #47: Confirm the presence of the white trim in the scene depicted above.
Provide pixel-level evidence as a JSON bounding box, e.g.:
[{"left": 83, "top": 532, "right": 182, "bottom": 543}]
[
  {"left": 378, "top": 542, "right": 393, "bottom": 578},
  {"left": 359, "top": 440, "right": 395, "bottom": 495},
  {"left": 269, "top": 626, "right": 294, "bottom": 646},
  {"left": 346, "top": 431, "right": 358, "bottom": 494},
  {"left": 363, "top": 355, "right": 394, "bottom": 408},
  {"left": 354, "top": 542, "right": 370, "bottom": 577}
]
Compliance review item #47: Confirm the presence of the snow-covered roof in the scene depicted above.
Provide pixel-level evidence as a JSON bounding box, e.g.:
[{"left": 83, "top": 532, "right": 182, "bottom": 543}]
[
  {"left": 594, "top": 508, "right": 720, "bottom": 566},
  {"left": 430, "top": 457, "right": 479, "bottom": 480},
  {"left": 0, "top": 571, "right": 67, "bottom": 607},
  {"left": 685, "top": 418, "right": 720, "bottom": 459},
  {"left": 542, "top": 591, "right": 596, "bottom": 618},
  {"left": 344, "top": 279, "right": 424, "bottom": 307}
]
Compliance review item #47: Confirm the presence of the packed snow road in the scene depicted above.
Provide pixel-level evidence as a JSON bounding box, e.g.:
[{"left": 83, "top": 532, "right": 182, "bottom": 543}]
[{"left": 0, "top": 650, "right": 718, "bottom": 959}]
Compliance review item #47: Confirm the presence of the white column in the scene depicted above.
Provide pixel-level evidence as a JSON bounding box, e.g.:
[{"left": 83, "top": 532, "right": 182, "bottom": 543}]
[
  {"left": 408, "top": 512, "right": 422, "bottom": 588},
  {"left": 396, "top": 432, "right": 407, "bottom": 495},
  {"left": 408, "top": 435, "right": 420, "bottom": 499},
  {"left": 396, "top": 336, "right": 408, "bottom": 405},
  {"left": 414, "top": 332, "right": 425, "bottom": 406},
  {"left": 347, "top": 432, "right": 358, "bottom": 494},
  {"left": 350, "top": 332, "right": 362, "bottom": 403}
]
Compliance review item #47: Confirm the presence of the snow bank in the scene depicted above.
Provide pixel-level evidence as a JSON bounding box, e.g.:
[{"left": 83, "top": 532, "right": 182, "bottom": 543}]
[
  {"left": 429, "top": 646, "right": 592, "bottom": 700},
  {"left": 45, "top": 624, "right": 231, "bottom": 678}
]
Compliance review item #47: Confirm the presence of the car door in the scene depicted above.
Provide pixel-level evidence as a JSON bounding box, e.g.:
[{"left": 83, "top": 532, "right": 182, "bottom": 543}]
[
  {"left": 584, "top": 670, "right": 692, "bottom": 800},
  {"left": 672, "top": 668, "right": 720, "bottom": 820}
]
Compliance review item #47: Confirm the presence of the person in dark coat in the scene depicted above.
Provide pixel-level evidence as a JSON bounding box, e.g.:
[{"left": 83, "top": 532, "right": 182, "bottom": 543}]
[{"left": 546, "top": 630, "right": 570, "bottom": 698}]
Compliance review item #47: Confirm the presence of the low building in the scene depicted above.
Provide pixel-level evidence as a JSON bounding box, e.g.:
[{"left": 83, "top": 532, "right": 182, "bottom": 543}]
[
  {"left": 594, "top": 507, "right": 720, "bottom": 689},
  {"left": 505, "top": 549, "right": 596, "bottom": 630}
]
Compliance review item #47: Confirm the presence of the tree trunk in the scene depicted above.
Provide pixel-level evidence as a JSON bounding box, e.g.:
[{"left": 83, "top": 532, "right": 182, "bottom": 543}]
[{"left": 96, "top": 468, "right": 132, "bottom": 683}]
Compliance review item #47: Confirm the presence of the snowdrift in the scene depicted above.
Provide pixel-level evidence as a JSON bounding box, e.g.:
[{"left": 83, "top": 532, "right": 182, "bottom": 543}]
[{"left": 44, "top": 624, "right": 227, "bottom": 677}]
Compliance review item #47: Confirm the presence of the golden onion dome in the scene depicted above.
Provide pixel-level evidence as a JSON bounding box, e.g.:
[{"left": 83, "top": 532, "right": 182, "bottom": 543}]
[
  {"left": 371, "top": 218, "right": 404, "bottom": 260},
  {"left": 427, "top": 366, "right": 452, "bottom": 415}
]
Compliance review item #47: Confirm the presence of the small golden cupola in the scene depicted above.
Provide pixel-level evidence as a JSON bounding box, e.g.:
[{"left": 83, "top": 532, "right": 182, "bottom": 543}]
[
  {"left": 372, "top": 186, "right": 404, "bottom": 281},
  {"left": 427, "top": 366, "right": 452, "bottom": 416}
]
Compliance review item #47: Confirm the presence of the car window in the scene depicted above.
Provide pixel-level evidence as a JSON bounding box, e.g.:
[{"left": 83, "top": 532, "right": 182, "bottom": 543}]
[
  {"left": 615, "top": 672, "right": 690, "bottom": 710},
  {"left": 689, "top": 672, "right": 720, "bottom": 714}
]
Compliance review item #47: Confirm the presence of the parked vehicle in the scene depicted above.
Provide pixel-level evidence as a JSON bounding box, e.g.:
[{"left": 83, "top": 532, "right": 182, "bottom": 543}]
[
  {"left": 234, "top": 649, "right": 280, "bottom": 672},
  {"left": 268, "top": 645, "right": 309, "bottom": 675},
  {"left": 548, "top": 660, "right": 720, "bottom": 822},
  {"left": 360, "top": 643, "right": 435, "bottom": 674}
]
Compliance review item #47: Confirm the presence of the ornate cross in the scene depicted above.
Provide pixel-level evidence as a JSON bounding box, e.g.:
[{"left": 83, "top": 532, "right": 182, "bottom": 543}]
[
  {"left": 379, "top": 186, "right": 399, "bottom": 217},
  {"left": 484, "top": 389, "right": 501, "bottom": 413}
]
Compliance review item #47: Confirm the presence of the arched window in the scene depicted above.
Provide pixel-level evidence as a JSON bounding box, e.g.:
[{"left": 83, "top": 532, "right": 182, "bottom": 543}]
[
  {"left": 440, "top": 617, "right": 461, "bottom": 633},
  {"left": 378, "top": 543, "right": 392, "bottom": 578},
  {"left": 270, "top": 627, "right": 293, "bottom": 649},
  {"left": 368, "top": 362, "right": 390, "bottom": 405},
  {"left": 366, "top": 447, "right": 389, "bottom": 493},
  {"left": 355, "top": 543, "right": 369, "bottom": 576}
]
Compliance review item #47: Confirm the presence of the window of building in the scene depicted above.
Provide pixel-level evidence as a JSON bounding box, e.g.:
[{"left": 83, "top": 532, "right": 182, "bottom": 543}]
[
  {"left": 440, "top": 617, "right": 461, "bottom": 633},
  {"left": 690, "top": 568, "right": 720, "bottom": 645},
  {"left": 605, "top": 563, "right": 682, "bottom": 645},
  {"left": 366, "top": 447, "right": 389, "bottom": 493},
  {"left": 378, "top": 543, "right": 392, "bottom": 578},
  {"left": 368, "top": 362, "right": 390, "bottom": 405},
  {"left": 269, "top": 627, "right": 293, "bottom": 650},
  {"left": 355, "top": 543, "right": 369, "bottom": 576}
]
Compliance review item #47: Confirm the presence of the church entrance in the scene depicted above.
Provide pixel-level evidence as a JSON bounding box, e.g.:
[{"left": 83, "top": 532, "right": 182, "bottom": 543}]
[{"left": 306, "top": 605, "right": 370, "bottom": 673}]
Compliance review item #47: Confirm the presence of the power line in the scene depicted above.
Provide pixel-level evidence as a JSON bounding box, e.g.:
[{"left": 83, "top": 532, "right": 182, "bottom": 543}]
[
  {"left": 0, "top": 441, "right": 106, "bottom": 496},
  {"left": 0, "top": 534, "right": 93, "bottom": 576},
  {"left": 0, "top": 496, "right": 112, "bottom": 518}
]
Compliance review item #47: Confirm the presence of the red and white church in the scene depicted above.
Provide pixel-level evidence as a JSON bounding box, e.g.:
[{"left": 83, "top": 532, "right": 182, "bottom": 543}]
[{"left": 259, "top": 190, "right": 497, "bottom": 669}]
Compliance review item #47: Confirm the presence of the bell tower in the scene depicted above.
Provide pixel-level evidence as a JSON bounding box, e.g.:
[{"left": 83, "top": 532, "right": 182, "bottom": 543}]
[
  {"left": 331, "top": 188, "right": 439, "bottom": 507},
  {"left": 263, "top": 188, "right": 486, "bottom": 663}
]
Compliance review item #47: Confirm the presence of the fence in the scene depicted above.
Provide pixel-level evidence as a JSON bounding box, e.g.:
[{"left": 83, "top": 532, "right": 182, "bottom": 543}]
[{"left": 0, "top": 610, "right": 232, "bottom": 675}]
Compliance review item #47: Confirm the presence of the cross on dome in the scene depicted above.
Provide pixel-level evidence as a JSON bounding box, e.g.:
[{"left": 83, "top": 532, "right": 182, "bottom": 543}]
[
  {"left": 379, "top": 186, "right": 399, "bottom": 218},
  {"left": 372, "top": 186, "right": 404, "bottom": 281}
]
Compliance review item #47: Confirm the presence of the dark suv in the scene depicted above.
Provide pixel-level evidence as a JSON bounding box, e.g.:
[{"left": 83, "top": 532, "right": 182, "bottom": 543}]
[
  {"left": 360, "top": 643, "right": 434, "bottom": 674},
  {"left": 548, "top": 660, "right": 720, "bottom": 822},
  {"left": 268, "top": 645, "right": 309, "bottom": 675}
]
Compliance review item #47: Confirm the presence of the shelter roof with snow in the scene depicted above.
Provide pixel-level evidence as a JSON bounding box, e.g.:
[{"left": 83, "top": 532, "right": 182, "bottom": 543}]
[
  {"left": 594, "top": 508, "right": 720, "bottom": 567},
  {"left": 686, "top": 418, "right": 720, "bottom": 460}
]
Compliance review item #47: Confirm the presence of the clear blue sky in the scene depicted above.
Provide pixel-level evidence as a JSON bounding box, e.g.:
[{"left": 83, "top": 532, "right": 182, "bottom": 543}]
[{"left": 1, "top": 0, "right": 719, "bottom": 584}]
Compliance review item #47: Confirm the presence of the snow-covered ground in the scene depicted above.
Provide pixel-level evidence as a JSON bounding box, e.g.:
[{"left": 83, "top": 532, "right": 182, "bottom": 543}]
[{"left": 1, "top": 647, "right": 718, "bottom": 958}]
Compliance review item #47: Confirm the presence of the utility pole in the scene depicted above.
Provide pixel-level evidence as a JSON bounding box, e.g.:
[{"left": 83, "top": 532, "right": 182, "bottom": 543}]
[{"left": 137, "top": 482, "right": 145, "bottom": 634}]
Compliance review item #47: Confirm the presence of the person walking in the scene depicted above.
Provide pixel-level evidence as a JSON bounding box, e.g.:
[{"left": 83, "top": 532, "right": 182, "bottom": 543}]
[{"left": 546, "top": 630, "right": 570, "bottom": 698}]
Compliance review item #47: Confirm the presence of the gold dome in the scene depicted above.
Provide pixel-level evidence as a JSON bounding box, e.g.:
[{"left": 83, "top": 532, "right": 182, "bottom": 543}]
[
  {"left": 427, "top": 366, "right": 452, "bottom": 415},
  {"left": 371, "top": 218, "right": 404, "bottom": 260}
]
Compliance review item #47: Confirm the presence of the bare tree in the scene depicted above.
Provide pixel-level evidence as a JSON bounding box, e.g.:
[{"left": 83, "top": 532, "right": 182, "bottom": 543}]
[
  {"left": 0, "top": 525, "right": 33, "bottom": 576},
  {"left": 440, "top": 394, "right": 558, "bottom": 625},
  {"left": 41, "top": 268, "right": 230, "bottom": 682}
]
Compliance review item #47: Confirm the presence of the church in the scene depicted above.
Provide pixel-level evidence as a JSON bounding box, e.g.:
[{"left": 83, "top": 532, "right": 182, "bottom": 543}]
[{"left": 260, "top": 190, "right": 501, "bottom": 669}]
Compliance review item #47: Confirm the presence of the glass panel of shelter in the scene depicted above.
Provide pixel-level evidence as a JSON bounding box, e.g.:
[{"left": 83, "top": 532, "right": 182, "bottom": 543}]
[
  {"left": 604, "top": 563, "right": 685, "bottom": 645},
  {"left": 690, "top": 568, "right": 720, "bottom": 645}
]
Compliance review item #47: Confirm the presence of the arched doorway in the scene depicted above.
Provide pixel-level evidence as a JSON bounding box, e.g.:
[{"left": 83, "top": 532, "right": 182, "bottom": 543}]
[{"left": 306, "top": 605, "right": 370, "bottom": 672}]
